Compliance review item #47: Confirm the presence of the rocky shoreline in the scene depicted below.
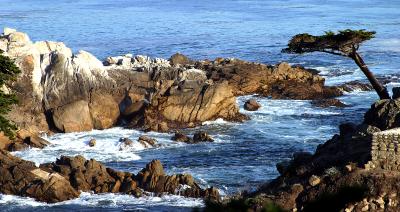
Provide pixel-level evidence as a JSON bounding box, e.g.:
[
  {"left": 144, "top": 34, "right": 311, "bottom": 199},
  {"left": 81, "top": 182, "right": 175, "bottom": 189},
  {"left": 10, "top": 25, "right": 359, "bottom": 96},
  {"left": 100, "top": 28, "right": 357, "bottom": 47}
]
[
  {"left": 0, "top": 149, "right": 218, "bottom": 203},
  {"left": 0, "top": 28, "right": 384, "bottom": 207},
  {"left": 207, "top": 98, "right": 400, "bottom": 211},
  {"left": 0, "top": 28, "right": 372, "bottom": 137}
]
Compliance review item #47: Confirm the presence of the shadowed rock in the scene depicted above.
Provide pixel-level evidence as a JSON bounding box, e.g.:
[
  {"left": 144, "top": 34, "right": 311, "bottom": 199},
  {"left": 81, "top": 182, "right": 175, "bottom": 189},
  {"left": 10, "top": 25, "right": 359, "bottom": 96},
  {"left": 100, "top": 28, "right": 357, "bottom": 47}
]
[{"left": 0, "top": 149, "right": 79, "bottom": 203}]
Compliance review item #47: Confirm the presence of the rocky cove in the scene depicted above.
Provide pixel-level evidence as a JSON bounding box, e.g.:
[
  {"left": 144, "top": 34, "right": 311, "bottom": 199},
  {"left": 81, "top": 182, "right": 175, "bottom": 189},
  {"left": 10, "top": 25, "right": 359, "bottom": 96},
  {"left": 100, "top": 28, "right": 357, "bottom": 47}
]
[{"left": 0, "top": 26, "right": 399, "bottom": 212}]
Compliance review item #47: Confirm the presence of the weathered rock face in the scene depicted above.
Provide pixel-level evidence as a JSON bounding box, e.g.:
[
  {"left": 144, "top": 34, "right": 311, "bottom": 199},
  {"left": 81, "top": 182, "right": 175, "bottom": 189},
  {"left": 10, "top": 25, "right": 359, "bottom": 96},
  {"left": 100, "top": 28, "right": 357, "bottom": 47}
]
[
  {"left": 138, "top": 80, "right": 244, "bottom": 131},
  {"left": 0, "top": 150, "right": 79, "bottom": 203},
  {"left": 1, "top": 28, "right": 244, "bottom": 134},
  {"left": 364, "top": 99, "right": 400, "bottom": 130},
  {"left": 52, "top": 100, "right": 94, "bottom": 132},
  {"left": 89, "top": 93, "right": 120, "bottom": 130}
]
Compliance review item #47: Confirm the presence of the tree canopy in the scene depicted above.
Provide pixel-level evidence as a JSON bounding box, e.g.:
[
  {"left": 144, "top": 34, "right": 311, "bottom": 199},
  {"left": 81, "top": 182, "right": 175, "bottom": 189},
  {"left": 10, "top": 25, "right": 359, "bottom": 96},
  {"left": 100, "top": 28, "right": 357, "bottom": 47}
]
[
  {"left": 282, "top": 29, "right": 375, "bottom": 57},
  {"left": 0, "top": 51, "right": 21, "bottom": 138},
  {"left": 282, "top": 29, "right": 390, "bottom": 100}
]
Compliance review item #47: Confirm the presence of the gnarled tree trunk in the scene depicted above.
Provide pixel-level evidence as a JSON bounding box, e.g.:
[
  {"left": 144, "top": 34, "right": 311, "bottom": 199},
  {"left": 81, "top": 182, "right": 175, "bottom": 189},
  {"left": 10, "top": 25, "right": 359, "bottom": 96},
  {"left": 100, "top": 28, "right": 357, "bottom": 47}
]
[{"left": 350, "top": 52, "right": 391, "bottom": 100}]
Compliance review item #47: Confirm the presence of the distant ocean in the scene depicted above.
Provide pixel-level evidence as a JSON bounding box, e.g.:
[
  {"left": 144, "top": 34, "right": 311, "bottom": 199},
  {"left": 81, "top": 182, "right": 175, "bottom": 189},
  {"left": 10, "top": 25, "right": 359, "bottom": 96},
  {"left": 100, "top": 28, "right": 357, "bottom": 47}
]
[{"left": 1, "top": 0, "right": 400, "bottom": 211}]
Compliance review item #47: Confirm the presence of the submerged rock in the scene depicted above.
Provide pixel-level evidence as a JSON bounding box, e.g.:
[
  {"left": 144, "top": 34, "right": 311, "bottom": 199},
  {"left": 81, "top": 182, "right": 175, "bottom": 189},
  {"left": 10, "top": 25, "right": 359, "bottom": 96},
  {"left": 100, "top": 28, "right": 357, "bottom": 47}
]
[
  {"left": 244, "top": 98, "right": 262, "bottom": 111},
  {"left": 172, "top": 132, "right": 192, "bottom": 143},
  {"left": 138, "top": 135, "right": 157, "bottom": 147},
  {"left": 311, "top": 99, "right": 348, "bottom": 108},
  {"left": 193, "top": 131, "right": 214, "bottom": 142},
  {"left": 88, "top": 139, "right": 96, "bottom": 147}
]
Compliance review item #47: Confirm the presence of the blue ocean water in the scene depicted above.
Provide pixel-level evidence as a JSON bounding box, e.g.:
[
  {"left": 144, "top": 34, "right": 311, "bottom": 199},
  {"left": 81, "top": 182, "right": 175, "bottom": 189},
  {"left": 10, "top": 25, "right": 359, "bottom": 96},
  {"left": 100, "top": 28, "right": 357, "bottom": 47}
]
[{"left": 1, "top": 0, "right": 400, "bottom": 211}]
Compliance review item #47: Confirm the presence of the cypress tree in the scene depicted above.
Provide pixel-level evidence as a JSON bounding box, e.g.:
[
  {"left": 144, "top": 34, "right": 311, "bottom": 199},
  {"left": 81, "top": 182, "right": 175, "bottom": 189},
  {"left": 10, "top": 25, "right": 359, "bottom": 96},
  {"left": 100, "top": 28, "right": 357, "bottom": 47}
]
[
  {"left": 283, "top": 29, "right": 390, "bottom": 100},
  {"left": 0, "top": 51, "right": 21, "bottom": 138}
]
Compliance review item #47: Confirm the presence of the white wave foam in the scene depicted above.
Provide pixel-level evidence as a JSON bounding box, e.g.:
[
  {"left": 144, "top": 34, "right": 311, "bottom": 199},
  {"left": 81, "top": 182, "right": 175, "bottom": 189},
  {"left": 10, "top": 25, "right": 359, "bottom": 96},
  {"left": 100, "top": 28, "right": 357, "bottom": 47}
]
[
  {"left": 0, "top": 192, "right": 204, "bottom": 209},
  {"left": 12, "top": 128, "right": 177, "bottom": 165},
  {"left": 202, "top": 118, "right": 229, "bottom": 125}
]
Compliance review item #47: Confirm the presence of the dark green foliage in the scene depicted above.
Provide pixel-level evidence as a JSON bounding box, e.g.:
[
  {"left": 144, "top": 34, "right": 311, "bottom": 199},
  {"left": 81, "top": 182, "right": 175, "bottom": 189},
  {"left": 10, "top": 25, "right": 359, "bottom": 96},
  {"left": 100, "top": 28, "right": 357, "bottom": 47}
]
[
  {"left": 0, "top": 51, "right": 21, "bottom": 138},
  {"left": 302, "top": 185, "right": 368, "bottom": 212},
  {"left": 282, "top": 29, "right": 375, "bottom": 56},
  {"left": 282, "top": 29, "right": 390, "bottom": 100}
]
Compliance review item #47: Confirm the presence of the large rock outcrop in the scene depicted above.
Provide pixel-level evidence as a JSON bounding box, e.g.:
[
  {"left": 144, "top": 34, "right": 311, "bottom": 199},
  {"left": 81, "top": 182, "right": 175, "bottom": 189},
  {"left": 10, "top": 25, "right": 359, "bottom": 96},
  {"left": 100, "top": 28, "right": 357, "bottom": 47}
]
[
  {"left": 0, "top": 150, "right": 219, "bottom": 203},
  {"left": 364, "top": 99, "right": 400, "bottom": 130},
  {"left": 1, "top": 28, "right": 244, "bottom": 133},
  {"left": 196, "top": 59, "right": 336, "bottom": 99}
]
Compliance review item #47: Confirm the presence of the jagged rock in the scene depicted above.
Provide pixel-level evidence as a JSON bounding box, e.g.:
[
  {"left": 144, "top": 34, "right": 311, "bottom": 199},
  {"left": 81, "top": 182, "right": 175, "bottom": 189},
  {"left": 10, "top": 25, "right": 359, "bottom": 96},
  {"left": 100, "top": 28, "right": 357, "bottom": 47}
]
[
  {"left": 244, "top": 98, "right": 262, "bottom": 111},
  {"left": 172, "top": 132, "right": 192, "bottom": 143},
  {"left": 193, "top": 131, "right": 214, "bottom": 142},
  {"left": 334, "top": 80, "right": 373, "bottom": 93},
  {"left": 136, "top": 160, "right": 220, "bottom": 200},
  {"left": 393, "top": 87, "right": 400, "bottom": 99},
  {"left": 119, "top": 137, "right": 133, "bottom": 146},
  {"left": 355, "top": 124, "right": 381, "bottom": 137},
  {"left": 311, "top": 99, "right": 348, "bottom": 108},
  {"left": 169, "top": 53, "right": 192, "bottom": 66},
  {"left": 88, "top": 139, "right": 96, "bottom": 147},
  {"left": 38, "top": 156, "right": 219, "bottom": 201},
  {"left": 118, "top": 138, "right": 135, "bottom": 151},
  {"left": 52, "top": 100, "right": 94, "bottom": 132},
  {"left": 180, "top": 68, "right": 207, "bottom": 81},
  {"left": 0, "top": 150, "right": 79, "bottom": 203},
  {"left": 197, "top": 59, "right": 335, "bottom": 100},
  {"left": 364, "top": 99, "right": 400, "bottom": 130},
  {"left": 24, "top": 135, "right": 50, "bottom": 148},
  {"left": 1, "top": 129, "right": 50, "bottom": 151},
  {"left": 138, "top": 136, "right": 157, "bottom": 147},
  {"left": 7, "top": 142, "right": 29, "bottom": 151}
]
